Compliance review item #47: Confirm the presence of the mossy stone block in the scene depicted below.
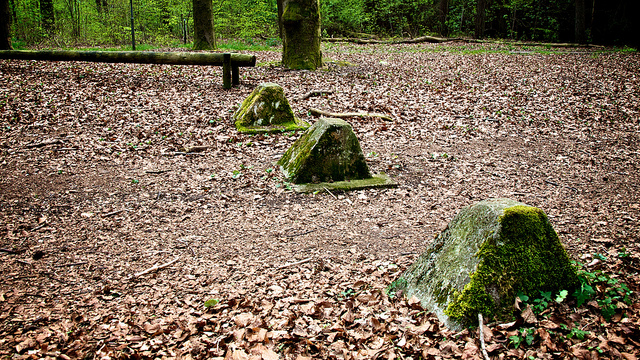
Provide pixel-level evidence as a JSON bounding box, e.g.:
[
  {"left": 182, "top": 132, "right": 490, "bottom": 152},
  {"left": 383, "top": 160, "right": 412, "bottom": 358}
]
[
  {"left": 389, "top": 198, "right": 579, "bottom": 330},
  {"left": 278, "top": 118, "right": 373, "bottom": 184},
  {"left": 292, "top": 173, "right": 396, "bottom": 193},
  {"left": 234, "top": 83, "right": 308, "bottom": 133}
]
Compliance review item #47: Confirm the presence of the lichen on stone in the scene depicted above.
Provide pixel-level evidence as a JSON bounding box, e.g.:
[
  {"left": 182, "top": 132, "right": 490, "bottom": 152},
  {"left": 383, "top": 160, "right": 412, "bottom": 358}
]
[
  {"left": 233, "top": 83, "right": 308, "bottom": 133},
  {"left": 390, "top": 198, "right": 579, "bottom": 330}
]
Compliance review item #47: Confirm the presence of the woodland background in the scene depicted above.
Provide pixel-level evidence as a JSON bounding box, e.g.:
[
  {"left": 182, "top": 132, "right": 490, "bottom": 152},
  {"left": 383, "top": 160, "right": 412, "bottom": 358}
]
[{"left": 6, "top": 0, "right": 640, "bottom": 50}]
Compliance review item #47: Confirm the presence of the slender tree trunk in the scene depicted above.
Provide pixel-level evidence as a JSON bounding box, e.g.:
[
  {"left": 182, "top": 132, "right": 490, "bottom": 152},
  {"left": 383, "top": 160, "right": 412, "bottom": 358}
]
[
  {"left": 193, "top": 0, "right": 216, "bottom": 50},
  {"left": 281, "top": 0, "right": 322, "bottom": 70},
  {"left": 474, "top": 0, "right": 486, "bottom": 39},
  {"left": 0, "top": 0, "right": 12, "bottom": 49},
  {"left": 438, "top": 0, "right": 449, "bottom": 36},
  {"left": 40, "top": 0, "right": 55, "bottom": 34},
  {"left": 96, "top": 0, "right": 107, "bottom": 14},
  {"left": 277, "top": 0, "right": 283, "bottom": 39},
  {"left": 575, "top": 0, "right": 586, "bottom": 43}
]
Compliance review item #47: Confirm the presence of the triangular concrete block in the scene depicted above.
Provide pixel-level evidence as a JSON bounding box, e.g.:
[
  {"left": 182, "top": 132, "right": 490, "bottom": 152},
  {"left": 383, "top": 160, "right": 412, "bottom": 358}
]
[{"left": 234, "top": 83, "right": 308, "bottom": 133}]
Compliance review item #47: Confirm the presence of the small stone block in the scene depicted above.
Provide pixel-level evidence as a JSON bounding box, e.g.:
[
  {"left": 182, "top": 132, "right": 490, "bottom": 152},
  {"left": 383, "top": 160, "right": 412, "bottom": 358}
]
[
  {"left": 291, "top": 173, "right": 397, "bottom": 193},
  {"left": 234, "top": 83, "right": 308, "bottom": 133}
]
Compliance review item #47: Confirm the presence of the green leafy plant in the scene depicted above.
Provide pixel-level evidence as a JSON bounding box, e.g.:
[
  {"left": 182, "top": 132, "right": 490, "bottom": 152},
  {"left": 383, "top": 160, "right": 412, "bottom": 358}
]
[
  {"left": 204, "top": 299, "right": 219, "bottom": 308},
  {"left": 572, "top": 263, "right": 633, "bottom": 321},
  {"left": 509, "top": 327, "right": 535, "bottom": 349},
  {"left": 567, "top": 327, "right": 590, "bottom": 340}
]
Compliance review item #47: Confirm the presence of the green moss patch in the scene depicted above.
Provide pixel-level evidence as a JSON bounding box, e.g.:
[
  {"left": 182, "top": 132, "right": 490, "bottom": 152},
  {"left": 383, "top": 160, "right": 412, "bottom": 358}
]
[
  {"left": 233, "top": 83, "right": 309, "bottom": 134},
  {"left": 390, "top": 198, "right": 579, "bottom": 330}
]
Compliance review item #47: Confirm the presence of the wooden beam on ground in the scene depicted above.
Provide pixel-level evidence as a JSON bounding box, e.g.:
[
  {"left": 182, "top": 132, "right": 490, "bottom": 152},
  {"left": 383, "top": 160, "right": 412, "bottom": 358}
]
[
  {"left": 0, "top": 50, "right": 256, "bottom": 88},
  {"left": 0, "top": 50, "right": 256, "bottom": 66}
]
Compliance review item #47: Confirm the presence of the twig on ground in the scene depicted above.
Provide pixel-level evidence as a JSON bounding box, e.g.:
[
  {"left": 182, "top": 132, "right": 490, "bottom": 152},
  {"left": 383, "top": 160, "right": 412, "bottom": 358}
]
[
  {"left": 145, "top": 169, "right": 173, "bottom": 174},
  {"left": 324, "top": 187, "right": 338, "bottom": 200},
  {"left": 55, "top": 262, "right": 88, "bottom": 267},
  {"left": 133, "top": 256, "right": 180, "bottom": 278},
  {"left": 309, "top": 108, "right": 393, "bottom": 122},
  {"left": 316, "top": 223, "right": 337, "bottom": 230},
  {"left": 285, "top": 229, "right": 317, "bottom": 238},
  {"left": 16, "top": 259, "right": 33, "bottom": 266},
  {"left": 102, "top": 209, "right": 125, "bottom": 217},
  {"left": 544, "top": 179, "right": 578, "bottom": 192},
  {"left": 1, "top": 248, "right": 17, "bottom": 254},
  {"left": 277, "top": 257, "right": 313, "bottom": 270},
  {"left": 478, "top": 313, "right": 491, "bottom": 360},
  {"left": 181, "top": 145, "right": 209, "bottom": 153},
  {"left": 31, "top": 223, "right": 47, "bottom": 231},
  {"left": 25, "top": 139, "right": 63, "bottom": 149},
  {"left": 300, "top": 90, "right": 334, "bottom": 100}
]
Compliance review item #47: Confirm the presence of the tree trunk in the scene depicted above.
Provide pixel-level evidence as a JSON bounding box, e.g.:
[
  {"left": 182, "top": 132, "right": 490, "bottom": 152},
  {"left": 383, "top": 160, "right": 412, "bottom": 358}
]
[
  {"left": 277, "top": 0, "right": 283, "bottom": 39},
  {"left": 438, "top": 0, "right": 449, "bottom": 37},
  {"left": 0, "top": 0, "right": 11, "bottom": 50},
  {"left": 40, "top": 0, "right": 55, "bottom": 34},
  {"left": 96, "top": 0, "right": 107, "bottom": 14},
  {"left": 474, "top": 0, "right": 486, "bottom": 39},
  {"left": 281, "top": 0, "right": 322, "bottom": 70},
  {"left": 0, "top": 50, "right": 256, "bottom": 66},
  {"left": 193, "top": 0, "right": 215, "bottom": 50},
  {"left": 575, "top": 0, "right": 586, "bottom": 44}
]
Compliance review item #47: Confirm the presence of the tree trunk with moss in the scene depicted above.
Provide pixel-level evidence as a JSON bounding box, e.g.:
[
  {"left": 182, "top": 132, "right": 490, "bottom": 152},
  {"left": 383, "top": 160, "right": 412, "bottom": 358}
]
[
  {"left": 0, "top": 0, "right": 11, "bottom": 50},
  {"left": 193, "top": 0, "right": 216, "bottom": 50},
  {"left": 281, "top": 0, "right": 322, "bottom": 70}
]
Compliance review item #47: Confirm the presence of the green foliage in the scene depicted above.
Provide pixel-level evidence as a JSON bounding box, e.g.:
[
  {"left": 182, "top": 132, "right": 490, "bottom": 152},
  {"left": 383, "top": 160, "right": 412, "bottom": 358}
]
[
  {"left": 509, "top": 327, "right": 535, "bottom": 348},
  {"left": 204, "top": 298, "right": 219, "bottom": 307},
  {"left": 213, "top": 0, "right": 278, "bottom": 39},
  {"left": 571, "top": 262, "right": 633, "bottom": 321},
  {"left": 567, "top": 327, "right": 590, "bottom": 340}
]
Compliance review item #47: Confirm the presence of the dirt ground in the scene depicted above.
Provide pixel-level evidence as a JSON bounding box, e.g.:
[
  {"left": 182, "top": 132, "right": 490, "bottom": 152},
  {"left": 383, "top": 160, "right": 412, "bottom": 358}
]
[{"left": 1, "top": 43, "right": 639, "bottom": 359}]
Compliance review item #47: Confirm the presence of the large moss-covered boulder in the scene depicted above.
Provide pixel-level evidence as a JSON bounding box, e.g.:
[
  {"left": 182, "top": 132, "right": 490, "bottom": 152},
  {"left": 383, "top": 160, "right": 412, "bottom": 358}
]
[
  {"left": 278, "top": 118, "right": 396, "bottom": 192},
  {"left": 234, "top": 83, "right": 309, "bottom": 133},
  {"left": 389, "top": 198, "right": 579, "bottom": 330}
]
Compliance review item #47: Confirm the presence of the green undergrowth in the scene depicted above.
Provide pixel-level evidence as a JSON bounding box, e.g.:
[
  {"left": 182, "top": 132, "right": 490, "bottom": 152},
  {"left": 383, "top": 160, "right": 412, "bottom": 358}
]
[{"left": 507, "top": 262, "right": 634, "bottom": 349}]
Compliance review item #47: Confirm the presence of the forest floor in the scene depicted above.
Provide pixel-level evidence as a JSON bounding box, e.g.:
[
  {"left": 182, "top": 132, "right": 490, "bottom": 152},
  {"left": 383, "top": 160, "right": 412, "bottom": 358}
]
[{"left": 1, "top": 42, "right": 639, "bottom": 359}]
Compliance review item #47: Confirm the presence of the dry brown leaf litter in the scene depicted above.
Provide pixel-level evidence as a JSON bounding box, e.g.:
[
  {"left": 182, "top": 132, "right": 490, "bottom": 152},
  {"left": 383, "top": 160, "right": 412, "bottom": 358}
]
[{"left": 1, "top": 42, "right": 639, "bottom": 359}]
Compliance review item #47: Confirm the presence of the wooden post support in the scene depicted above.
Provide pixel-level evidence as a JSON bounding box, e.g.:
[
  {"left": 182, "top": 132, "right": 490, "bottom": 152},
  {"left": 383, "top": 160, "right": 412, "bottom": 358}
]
[
  {"left": 232, "top": 64, "right": 239, "bottom": 86},
  {"left": 223, "top": 53, "right": 231, "bottom": 89}
]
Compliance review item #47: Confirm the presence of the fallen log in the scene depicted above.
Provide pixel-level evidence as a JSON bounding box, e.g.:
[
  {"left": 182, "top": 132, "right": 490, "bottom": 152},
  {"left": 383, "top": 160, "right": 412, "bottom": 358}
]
[
  {"left": 0, "top": 50, "right": 256, "bottom": 88},
  {"left": 323, "top": 36, "right": 457, "bottom": 44},
  {"left": 309, "top": 107, "right": 393, "bottom": 122}
]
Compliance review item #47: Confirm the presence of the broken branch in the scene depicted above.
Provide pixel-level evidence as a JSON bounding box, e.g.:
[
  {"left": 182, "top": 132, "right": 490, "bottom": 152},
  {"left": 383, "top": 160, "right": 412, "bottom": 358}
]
[
  {"left": 25, "top": 139, "right": 63, "bottom": 149},
  {"left": 309, "top": 108, "right": 393, "bottom": 122},
  {"left": 133, "top": 256, "right": 180, "bottom": 278},
  {"left": 277, "top": 257, "right": 313, "bottom": 270},
  {"left": 478, "top": 313, "right": 490, "bottom": 360},
  {"left": 102, "top": 209, "right": 126, "bottom": 217},
  {"left": 300, "top": 90, "right": 334, "bottom": 100},
  {"left": 55, "top": 261, "right": 88, "bottom": 267}
]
